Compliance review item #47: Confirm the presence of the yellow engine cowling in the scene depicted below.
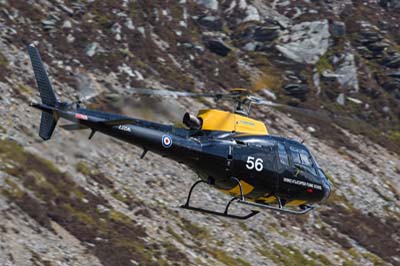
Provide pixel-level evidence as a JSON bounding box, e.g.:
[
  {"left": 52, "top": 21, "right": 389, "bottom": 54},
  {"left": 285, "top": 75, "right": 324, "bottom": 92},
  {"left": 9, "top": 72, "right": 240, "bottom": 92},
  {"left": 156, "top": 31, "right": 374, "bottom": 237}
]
[{"left": 197, "top": 109, "right": 268, "bottom": 135}]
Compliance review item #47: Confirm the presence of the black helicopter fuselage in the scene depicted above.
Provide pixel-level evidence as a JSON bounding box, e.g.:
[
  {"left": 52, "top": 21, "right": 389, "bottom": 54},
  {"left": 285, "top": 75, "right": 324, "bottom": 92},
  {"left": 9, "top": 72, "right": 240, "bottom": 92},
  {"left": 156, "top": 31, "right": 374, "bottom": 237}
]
[{"left": 32, "top": 102, "right": 331, "bottom": 208}]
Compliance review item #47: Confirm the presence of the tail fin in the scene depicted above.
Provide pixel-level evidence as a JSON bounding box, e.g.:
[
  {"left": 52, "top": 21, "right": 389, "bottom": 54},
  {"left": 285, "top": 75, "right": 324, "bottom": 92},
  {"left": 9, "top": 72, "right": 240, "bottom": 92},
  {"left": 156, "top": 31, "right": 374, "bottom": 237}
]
[
  {"left": 39, "top": 112, "right": 58, "bottom": 140},
  {"left": 28, "top": 44, "right": 58, "bottom": 140}
]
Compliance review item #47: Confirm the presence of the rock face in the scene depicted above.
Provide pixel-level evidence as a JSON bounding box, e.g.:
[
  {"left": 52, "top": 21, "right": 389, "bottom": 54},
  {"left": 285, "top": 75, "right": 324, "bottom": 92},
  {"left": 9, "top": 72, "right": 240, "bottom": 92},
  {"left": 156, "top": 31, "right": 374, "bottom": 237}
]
[
  {"left": 197, "top": 16, "right": 223, "bottom": 31},
  {"left": 253, "top": 25, "right": 280, "bottom": 42},
  {"left": 284, "top": 83, "right": 309, "bottom": 100},
  {"left": 195, "top": 0, "right": 218, "bottom": 10},
  {"left": 330, "top": 21, "right": 346, "bottom": 38},
  {"left": 0, "top": 0, "right": 400, "bottom": 266},
  {"left": 379, "top": 0, "right": 400, "bottom": 9},
  {"left": 233, "top": 22, "right": 280, "bottom": 52},
  {"left": 383, "top": 53, "right": 400, "bottom": 68},
  {"left": 336, "top": 92, "right": 346, "bottom": 105},
  {"left": 85, "top": 42, "right": 99, "bottom": 57},
  {"left": 334, "top": 52, "right": 359, "bottom": 93},
  {"left": 354, "top": 22, "right": 400, "bottom": 102},
  {"left": 276, "top": 20, "right": 330, "bottom": 64}
]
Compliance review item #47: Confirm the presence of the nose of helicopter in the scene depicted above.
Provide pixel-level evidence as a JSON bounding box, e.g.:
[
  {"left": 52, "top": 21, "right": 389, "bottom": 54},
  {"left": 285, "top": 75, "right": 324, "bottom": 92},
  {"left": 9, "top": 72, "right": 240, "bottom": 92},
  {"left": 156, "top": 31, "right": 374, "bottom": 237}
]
[{"left": 321, "top": 181, "right": 331, "bottom": 202}]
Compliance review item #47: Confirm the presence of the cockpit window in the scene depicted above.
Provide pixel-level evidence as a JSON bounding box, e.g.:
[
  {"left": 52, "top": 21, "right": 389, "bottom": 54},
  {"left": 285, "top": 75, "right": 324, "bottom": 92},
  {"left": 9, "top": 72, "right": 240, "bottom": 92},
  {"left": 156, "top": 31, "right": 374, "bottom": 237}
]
[
  {"left": 289, "top": 146, "right": 317, "bottom": 175},
  {"left": 278, "top": 143, "right": 289, "bottom": 166},
  {"left": 299, "top": 153, "right": 311, "bottom": 166},
  {"left": 318, "top": 168, "right": 328, "bottom": 180}
]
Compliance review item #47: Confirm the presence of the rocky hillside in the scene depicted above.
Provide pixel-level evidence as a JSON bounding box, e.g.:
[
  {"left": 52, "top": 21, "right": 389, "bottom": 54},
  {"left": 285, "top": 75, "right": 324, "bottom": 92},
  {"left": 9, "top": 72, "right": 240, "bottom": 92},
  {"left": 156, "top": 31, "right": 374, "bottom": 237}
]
[{"left": 0, "top": 0, "right": 399, "bottom": 265}]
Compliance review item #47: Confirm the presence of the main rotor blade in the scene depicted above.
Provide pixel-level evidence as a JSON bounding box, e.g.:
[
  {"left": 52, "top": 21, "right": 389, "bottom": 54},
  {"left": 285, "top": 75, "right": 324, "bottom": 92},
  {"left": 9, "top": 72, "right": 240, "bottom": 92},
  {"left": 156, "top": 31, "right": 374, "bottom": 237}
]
[
  {"left": 247, "top": 96, "right": 282, "bottom": 107},
  {"left": 129, "top": 88, "right": 316, "bottom": 115},
  {"left": 248, "top": 95, "right": 337, "bottom": 122},
  {"left": 129, "top": 88, "right": 227, "bottom": 99},
  {"left": 94, "top": 85, "right": 340, "bottom": 124}
]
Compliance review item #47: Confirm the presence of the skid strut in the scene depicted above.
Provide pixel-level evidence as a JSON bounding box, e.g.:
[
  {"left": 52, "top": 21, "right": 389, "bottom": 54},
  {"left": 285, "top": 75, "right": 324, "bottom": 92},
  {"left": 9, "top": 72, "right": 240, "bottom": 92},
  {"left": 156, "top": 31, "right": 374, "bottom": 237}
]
[{"left": 180, "top": 178, "right": 259, "bottom": 220}]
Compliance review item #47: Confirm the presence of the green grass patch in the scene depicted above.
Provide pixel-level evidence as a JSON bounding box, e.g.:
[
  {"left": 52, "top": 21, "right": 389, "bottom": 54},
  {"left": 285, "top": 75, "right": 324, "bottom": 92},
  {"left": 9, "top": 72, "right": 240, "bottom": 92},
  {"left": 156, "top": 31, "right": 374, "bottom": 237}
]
[
  {"left": 18, "top": 84, "right": 34, "bottom": 95},
  {"left": 347, "top": 248, "right": 360, "bottom": 259},
  {"left": 75, "top": 161, "right": 92, "bottom": 175},
  {"left": 0, "top": 140, "right": 27, "bottom": 166},
  {"left": 0, "top": 51, "right": 8, "bottom": 68},
  {"left": 248, "top": 53, "right": 283, "bottom": 91},
  {"left": 163, "top": 240, "right": 189, "bottom": 264},
  {"left": 349, "top": 176, "right": 358, "bottom": 185},
  {"left": 111, "top": 190, "right": 128, "bottom": 202},
  {"left": 108, "top": 209, "right": 132, "bottom": 224},
  {"left": 180, "top": 217, "right": 209, "bottom": 239},
  {"left": 167, "top": 226, "right": 184, "bottom": 244},
  {"left": 389, "top": 131, "right": 400, "bottom": 146},
  {"left": 92, "top": 10, "right": 112, "bottom": 27},
  {"left": 76, "top": 161, "right": 114, "bottom": 188},
  {"left": 212, "top": 249, "right": 251, "bottom": 266},
  {"left": 62, "top": 203, "right": 97, "bottom": 225},
  {"left": 2, "top": 179, "right": 24, "bottom": 199},
  {"left": 306, "top": 250, "right": 333, "bottom": 266},
  {"left": 258, "top": 243, "right": 319, "bottom": 266},
  {"left": 362, "top": 252, "right": 385, "bottom": 265},
  {"left": 341, "top": 260, "right": 356, "bottom": 266},
  {"left": 315, "top": 52, "right": 334, "bottom": 74}
]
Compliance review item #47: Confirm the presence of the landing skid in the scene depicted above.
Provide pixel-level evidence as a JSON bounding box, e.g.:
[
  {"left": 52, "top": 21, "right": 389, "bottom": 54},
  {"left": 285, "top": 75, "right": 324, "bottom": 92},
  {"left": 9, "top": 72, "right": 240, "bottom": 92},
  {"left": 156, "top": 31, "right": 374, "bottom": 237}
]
[
  {"left": 238, "top": 200, "right": 314, "bottom": 215},
  {"left": 180, "top": 179, "right": 259, "bottom": 220},
  {"left": 181, "top": 178, "right": 314, "bottom": 219},
  {"left": 181, "top": 204, "right": 259, "bottom": 220}
]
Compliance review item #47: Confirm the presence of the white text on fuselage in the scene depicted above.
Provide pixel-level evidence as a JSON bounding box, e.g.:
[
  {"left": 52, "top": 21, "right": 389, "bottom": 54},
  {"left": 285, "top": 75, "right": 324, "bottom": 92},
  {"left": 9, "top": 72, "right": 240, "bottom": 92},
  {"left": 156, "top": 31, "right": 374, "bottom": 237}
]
[
  {"left": 118, "top": 125, "right": 131, "bottom": 132},
  {"left": 283, "top": 177, "right": 322, "bottom": 190}
]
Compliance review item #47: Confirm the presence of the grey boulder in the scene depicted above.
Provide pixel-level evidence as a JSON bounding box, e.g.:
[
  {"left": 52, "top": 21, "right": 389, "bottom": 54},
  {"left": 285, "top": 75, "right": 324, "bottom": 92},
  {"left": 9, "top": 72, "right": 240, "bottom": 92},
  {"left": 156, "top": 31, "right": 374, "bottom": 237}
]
[
  {"left": 205, "top": 38, "right": 231, "bottom": 56},
  {"left": 276, "top": 20, "right": 330, "bottom": 64}
]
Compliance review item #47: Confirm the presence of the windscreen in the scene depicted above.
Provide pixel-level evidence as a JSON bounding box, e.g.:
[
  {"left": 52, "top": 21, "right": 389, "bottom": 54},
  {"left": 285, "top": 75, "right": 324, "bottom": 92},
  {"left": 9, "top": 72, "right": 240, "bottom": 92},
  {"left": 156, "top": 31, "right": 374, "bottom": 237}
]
[{"left": 289, "top": 145, "right": 317, "bottom": 175}]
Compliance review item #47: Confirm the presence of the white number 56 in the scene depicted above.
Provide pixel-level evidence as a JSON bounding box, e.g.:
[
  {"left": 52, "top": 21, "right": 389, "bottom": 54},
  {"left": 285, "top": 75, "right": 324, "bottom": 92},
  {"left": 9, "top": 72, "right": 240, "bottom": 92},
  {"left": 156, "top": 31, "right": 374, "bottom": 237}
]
[{"left": 246, "top": 156, "right": 263, "bottom": 172}]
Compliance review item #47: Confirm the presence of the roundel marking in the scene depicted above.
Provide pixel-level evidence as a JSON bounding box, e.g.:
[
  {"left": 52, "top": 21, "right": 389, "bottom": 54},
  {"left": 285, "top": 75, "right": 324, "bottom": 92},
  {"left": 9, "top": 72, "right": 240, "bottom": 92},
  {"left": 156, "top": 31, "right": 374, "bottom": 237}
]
[{"left": 162, "top": 135, "right": 173, "bottom": 148}]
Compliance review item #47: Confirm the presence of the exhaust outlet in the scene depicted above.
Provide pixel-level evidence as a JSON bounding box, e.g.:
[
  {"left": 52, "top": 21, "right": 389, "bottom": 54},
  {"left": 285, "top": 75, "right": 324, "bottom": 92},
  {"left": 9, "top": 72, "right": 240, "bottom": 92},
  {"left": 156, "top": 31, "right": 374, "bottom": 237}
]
[{"left": 183, "top": 112, "right": 202, "bottom": 130}]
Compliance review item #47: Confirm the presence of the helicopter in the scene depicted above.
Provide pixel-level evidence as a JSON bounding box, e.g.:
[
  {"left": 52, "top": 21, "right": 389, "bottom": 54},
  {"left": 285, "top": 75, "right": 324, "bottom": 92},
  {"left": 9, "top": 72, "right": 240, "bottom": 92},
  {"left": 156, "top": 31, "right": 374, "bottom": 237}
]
[{"left": 28, "top": 44, "right": 331, "bottom": 220}]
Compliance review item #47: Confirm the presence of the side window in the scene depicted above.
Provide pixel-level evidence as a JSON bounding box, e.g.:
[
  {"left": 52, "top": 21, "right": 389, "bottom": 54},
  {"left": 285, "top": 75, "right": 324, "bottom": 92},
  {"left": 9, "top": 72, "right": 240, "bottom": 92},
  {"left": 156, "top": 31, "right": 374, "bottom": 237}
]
[
  {"left": 292, "top": 150, "right": 301, "bottom": 164},
  {"left": 278, "top": 143, "right": 289, "bottom": 166}
]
